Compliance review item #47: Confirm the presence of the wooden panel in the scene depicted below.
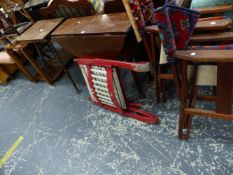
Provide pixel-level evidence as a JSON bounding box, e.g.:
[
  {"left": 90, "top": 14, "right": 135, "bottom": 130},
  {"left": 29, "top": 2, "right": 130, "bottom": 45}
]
[
  {"left": 52, "top": 13, "right": 130, "bottom": 36},
  {"left": 184, "top": 108, "right": 233, "bottom": 121},
  {"left": 39, "top": 0, "right": 96, "bottom": 18},
  {"left": 52, "top": 35, "right": 126, "bottom": 58},
  {"left": 216, "top": 63, "right": 233, "bottom": 114},
  {"left": 16, "top": 18, "right": 64, "bottom": 42}
]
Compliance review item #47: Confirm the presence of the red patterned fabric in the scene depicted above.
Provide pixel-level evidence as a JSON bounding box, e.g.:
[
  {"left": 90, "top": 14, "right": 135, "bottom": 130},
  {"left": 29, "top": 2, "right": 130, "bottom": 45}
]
[
  {"left": 154, "top": 5, "right": 200, "bottom": 54},
  {"left": 127, "top": 0, "right": 155, "bottom": 34},
  {"left": 138, "top": 0, "right": 155, "bottom": 24},
  {"left": 128, "top": 0, "right": 146, "bottom": 33}
]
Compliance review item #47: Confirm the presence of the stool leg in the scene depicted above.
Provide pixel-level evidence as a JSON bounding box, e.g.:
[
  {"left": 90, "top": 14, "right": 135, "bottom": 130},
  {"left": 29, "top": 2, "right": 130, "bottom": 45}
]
[
  {"left": 178, "top": 61, "right": 190, "bottom": 140},
  {"left": 149, "top": 33, "right": 160, "bottom": 102}
]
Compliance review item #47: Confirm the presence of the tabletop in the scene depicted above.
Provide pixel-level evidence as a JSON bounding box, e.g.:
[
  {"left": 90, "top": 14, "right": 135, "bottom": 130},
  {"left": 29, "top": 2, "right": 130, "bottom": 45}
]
[
  {"left": 16, "top": 18, "right": 64, "bottom": 43},
  {"left": 52, "top": 12, "right": 131, "bottom": 36}
]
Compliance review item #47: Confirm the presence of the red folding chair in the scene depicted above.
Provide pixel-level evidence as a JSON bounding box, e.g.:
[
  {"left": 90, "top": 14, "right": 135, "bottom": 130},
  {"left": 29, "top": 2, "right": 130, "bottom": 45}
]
[{"left": 75, "top": 58, "right": 160, "bottom": 124}]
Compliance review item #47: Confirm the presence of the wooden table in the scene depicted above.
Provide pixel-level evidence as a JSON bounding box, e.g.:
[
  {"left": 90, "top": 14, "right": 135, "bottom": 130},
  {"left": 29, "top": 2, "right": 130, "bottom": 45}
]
[
  {"left": 51, "top": 12, "right": 131, "bottom": 58},
  {"left": 16, "top": 18, "right": 73, "bottom": 84},
  {"left": 17, "top": 18, "right": 64, "bottom": 43}
]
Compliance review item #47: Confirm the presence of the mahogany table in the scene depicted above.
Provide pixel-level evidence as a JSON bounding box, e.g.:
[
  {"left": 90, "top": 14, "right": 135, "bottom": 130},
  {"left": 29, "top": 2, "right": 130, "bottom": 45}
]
[{"left": 51, "top": 12, "right": 131, "bottom": 58}]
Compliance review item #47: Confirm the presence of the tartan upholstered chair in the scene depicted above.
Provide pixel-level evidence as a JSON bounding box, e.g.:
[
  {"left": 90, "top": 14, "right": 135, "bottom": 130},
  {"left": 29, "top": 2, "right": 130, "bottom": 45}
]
[
  {"left": 154, "top": 3, "right": 233, "bottom": 140},
  {"left": 39, "top": 0, "right": 98, "bottom": 19},
  {"left": 75, "top": 58, "right": 160, "bottom": 124}
]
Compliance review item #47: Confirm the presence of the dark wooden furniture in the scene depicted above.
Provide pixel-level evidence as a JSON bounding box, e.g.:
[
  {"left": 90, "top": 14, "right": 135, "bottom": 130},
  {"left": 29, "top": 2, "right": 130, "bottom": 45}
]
[
  {"left": 0, "top": 0, "right": 33, "bottom": 23},
  {"left": 15, "top": 18, "right": 70, "bottom": 84},
  {"left": 103, "top": 0, "right": 125, "bottom": 14},
  {"left": 173, "top": 50, "right": 233, "bottom": 140},
  {"left": 51, "top": 12, "right": 131, "bottom": 58},
  {"left": 39, "top": 0, "right": 97, "bottom": 19},
  {"left": 144, "top": 4, "right": 233, "bottom": 102}
]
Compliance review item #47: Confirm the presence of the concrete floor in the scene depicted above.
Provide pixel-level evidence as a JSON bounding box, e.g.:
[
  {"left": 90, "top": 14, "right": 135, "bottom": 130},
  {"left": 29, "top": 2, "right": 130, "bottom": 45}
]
[{"left": 0, "top": 64, "right": 232, "bottom": 175}]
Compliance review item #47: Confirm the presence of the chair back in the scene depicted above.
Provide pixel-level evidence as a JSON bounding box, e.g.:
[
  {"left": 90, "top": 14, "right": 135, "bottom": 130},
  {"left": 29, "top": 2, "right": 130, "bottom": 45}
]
[
  {"left": 122, "top": 0, "right": 155, "bottom": 42},
  {"left": 39, "top": 0, "right": 97, "bottom": 19}
]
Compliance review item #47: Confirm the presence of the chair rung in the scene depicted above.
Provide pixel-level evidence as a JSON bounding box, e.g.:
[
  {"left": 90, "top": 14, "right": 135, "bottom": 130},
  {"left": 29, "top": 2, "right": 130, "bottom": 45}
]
[
  {"left": 158, "top": 74, "right": 174, "bottom": 80},
  {"left": 184, "top": 108, "right": 233, "bottom": 121},
  {"left": 197, "top": 95, "right": 216, "bottom": 102}
]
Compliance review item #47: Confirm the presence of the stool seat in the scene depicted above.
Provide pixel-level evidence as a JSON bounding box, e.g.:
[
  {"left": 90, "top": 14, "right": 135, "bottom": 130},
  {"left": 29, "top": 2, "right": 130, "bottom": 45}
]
[{"left": 0, "top": 51, "right": 15, "bottom": 64}]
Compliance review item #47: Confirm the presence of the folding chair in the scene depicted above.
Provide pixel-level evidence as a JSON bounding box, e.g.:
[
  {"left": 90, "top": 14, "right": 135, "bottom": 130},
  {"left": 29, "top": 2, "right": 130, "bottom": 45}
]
[
  {"left": 154, "top": 3, "right": 233, "bottom": 140},
  {"left": 75, "top": 58, "right": 160, "bottom": 124}
]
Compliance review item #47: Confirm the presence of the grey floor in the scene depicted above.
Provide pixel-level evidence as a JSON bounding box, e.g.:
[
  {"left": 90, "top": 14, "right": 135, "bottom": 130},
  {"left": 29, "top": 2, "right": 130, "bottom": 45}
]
[{"left": 0, "top": 64, "right": 232, "bottom": 175}]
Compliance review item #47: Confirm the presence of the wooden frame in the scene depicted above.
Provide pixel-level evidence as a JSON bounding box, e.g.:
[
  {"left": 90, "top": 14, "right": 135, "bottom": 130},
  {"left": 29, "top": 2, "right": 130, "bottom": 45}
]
[{"left": 39, "top": 0, "right": 96, "bottom": 18}]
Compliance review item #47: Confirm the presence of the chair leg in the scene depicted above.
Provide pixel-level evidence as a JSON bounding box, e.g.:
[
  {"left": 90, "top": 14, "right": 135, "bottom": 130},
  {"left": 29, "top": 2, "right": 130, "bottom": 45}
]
[
  {"left": 178, "top": 61, "right": 190, "bottom": 140},
  {"left": 149, "top": 33, "right": 160, "bottom": 102},
  {"left": 160, "top": 79, "right": 166, "bottom": 102},
  {"left": 171, "top": 63, "right": 181, "bottom": 99},
  {"left": 132, "top": 72, "right": 145, "bottom": 98}
]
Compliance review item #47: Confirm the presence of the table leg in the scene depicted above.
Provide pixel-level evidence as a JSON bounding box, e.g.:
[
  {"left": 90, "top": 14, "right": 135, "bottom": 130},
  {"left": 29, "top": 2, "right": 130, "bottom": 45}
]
[
  {"left": 216, "top": 63, "right": 233, "bottom": 114},
  {"left": 47, "top": 41, "right": 81, "bottom": 93}
]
